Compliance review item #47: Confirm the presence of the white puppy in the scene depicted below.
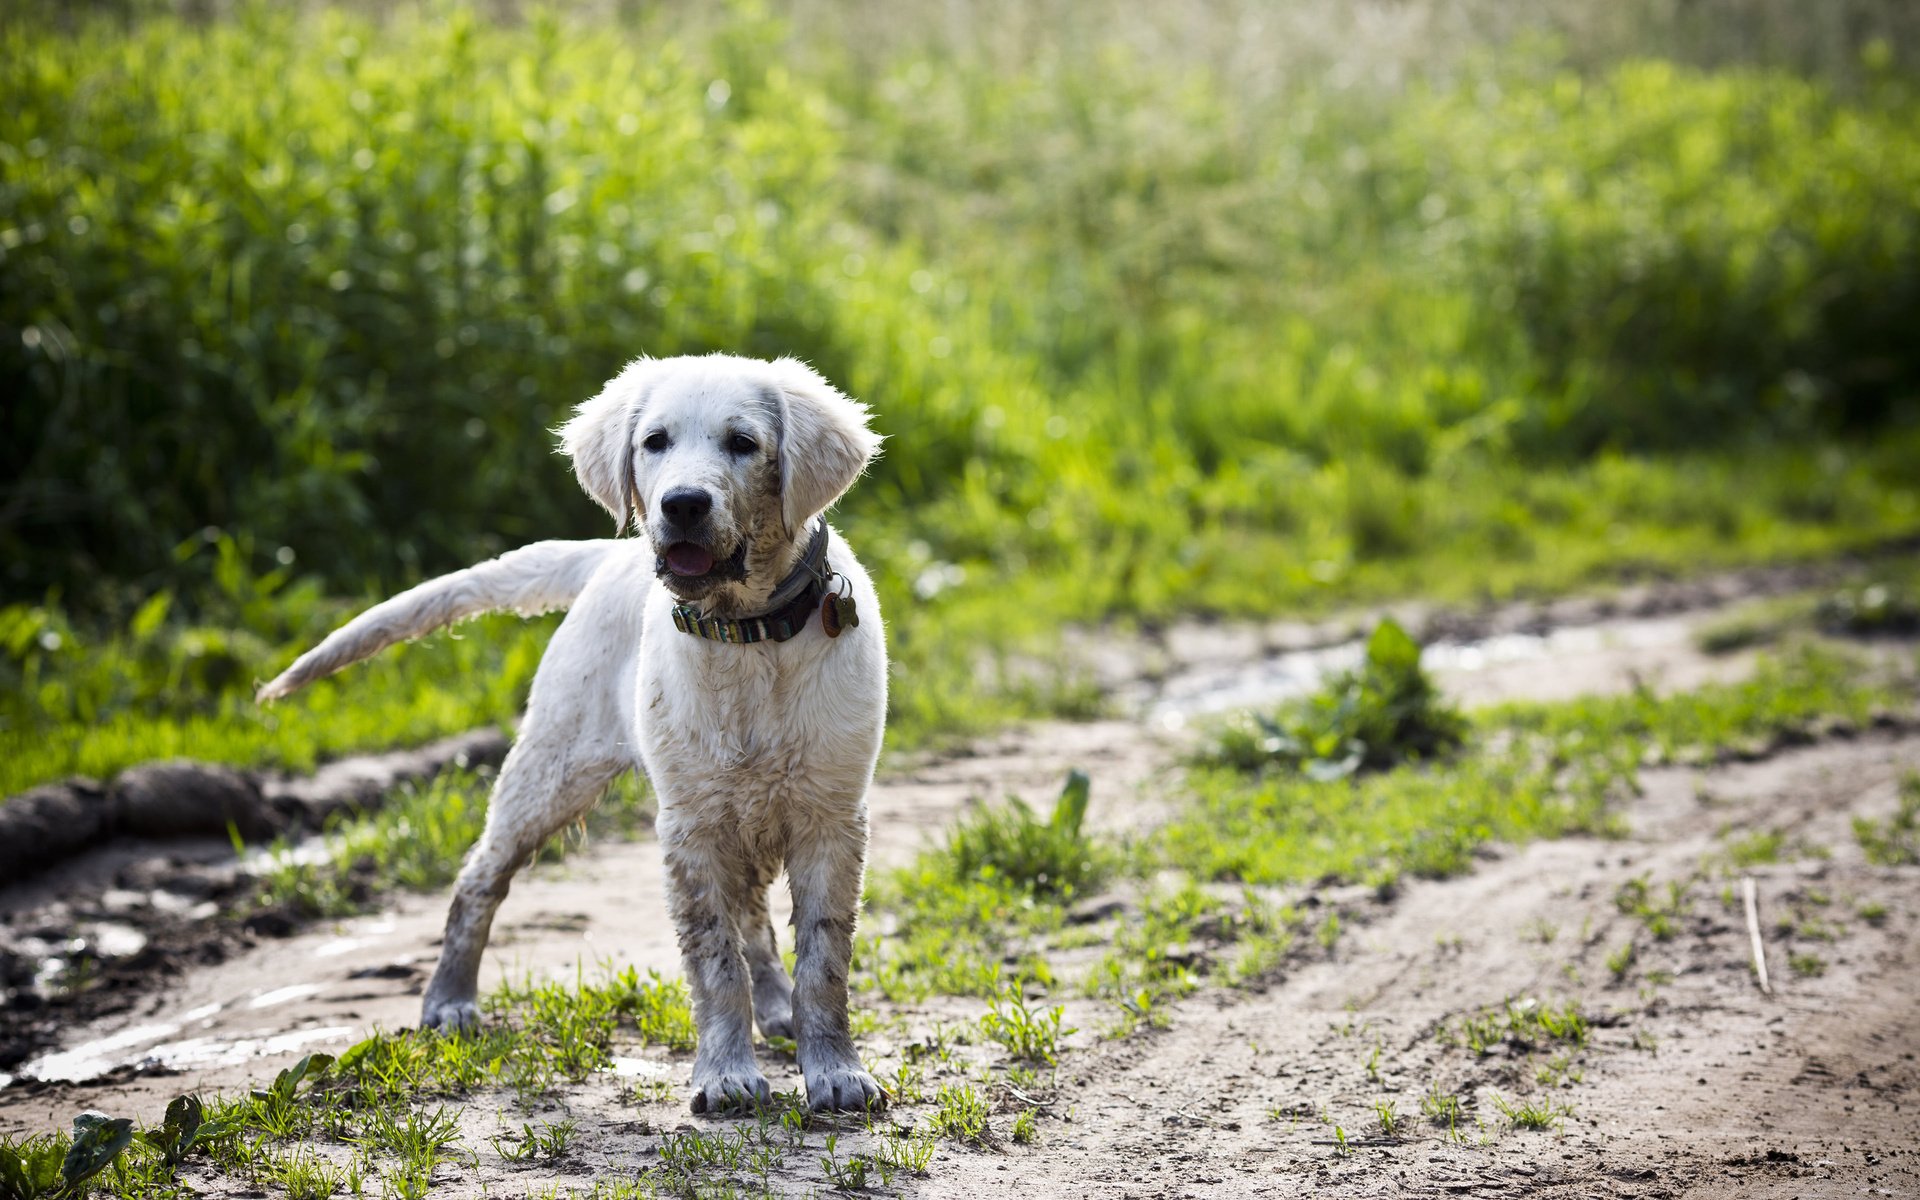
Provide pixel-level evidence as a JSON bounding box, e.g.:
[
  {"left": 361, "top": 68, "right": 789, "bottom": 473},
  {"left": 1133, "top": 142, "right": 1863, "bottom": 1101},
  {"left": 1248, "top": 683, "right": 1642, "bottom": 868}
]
[{"left": 259, "top": 354, "right": 888, "bottom": 1114}]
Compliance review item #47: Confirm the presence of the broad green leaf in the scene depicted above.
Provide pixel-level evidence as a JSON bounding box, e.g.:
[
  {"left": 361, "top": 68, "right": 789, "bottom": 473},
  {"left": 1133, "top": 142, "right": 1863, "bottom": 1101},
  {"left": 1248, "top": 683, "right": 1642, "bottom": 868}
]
[{"left": 62, "top": 1112, "right": 134, "bottom": 1190}]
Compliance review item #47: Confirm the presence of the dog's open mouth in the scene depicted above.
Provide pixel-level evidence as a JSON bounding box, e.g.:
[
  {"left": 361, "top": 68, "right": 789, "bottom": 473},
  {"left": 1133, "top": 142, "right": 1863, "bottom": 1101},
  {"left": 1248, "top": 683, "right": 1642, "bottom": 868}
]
[{"left": 665, "top": 542, "right": 716, "bottom": 577}]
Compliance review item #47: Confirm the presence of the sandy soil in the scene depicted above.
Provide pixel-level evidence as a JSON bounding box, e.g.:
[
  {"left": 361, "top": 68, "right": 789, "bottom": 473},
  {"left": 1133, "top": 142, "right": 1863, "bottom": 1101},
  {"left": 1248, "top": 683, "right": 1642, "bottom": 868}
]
[{"left": 2, "top": 582, "right": 1916, "bottom": 1198}]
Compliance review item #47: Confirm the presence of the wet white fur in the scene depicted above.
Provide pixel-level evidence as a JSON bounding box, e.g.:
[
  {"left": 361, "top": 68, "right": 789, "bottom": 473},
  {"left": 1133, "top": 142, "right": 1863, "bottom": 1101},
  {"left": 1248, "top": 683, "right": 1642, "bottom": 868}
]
[{"left": 258, "top": 354, "right": 887, "bottom": 1114}]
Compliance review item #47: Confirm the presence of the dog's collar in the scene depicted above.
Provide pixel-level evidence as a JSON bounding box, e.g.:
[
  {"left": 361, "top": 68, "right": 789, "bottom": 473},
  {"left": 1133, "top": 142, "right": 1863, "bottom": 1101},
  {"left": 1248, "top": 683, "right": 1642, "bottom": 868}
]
[{"left": 669, "top": 523, "right": 831, "bottom": 645}]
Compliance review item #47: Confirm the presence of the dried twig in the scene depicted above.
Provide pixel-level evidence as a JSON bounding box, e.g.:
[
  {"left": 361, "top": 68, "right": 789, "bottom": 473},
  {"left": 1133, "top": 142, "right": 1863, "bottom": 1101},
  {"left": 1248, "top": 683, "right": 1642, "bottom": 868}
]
[{"left": 1742, "top": 876, "right": 1772, "bottom": 996}]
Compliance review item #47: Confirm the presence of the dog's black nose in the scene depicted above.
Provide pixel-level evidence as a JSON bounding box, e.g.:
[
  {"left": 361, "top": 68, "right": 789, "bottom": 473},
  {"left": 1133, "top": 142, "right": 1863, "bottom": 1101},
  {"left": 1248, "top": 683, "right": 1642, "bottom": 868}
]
[{"left": 659, "top": 488, "right": 713, "bottom": 530}]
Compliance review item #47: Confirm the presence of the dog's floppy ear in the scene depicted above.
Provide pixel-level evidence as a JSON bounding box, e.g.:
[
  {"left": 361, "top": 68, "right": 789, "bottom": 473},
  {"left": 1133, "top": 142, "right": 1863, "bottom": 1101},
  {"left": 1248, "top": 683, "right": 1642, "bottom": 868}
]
[
  {"left": 557, "top": 358, "right": 654, "bottom": 528},
  {"left": 770, "top": 358, "right": 883, "bottom": 535}
]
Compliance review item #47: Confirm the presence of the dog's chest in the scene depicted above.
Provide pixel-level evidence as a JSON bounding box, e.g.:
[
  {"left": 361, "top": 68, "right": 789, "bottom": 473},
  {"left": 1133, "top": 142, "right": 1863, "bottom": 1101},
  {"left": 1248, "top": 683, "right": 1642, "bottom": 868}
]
[{"left": 636, "top": 630, "right": 876, "bottom": 835}]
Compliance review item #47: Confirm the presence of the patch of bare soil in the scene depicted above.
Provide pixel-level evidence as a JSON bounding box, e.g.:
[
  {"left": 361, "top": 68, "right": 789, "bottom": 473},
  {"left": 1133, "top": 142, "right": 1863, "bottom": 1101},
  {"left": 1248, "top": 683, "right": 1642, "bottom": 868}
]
[
  {"left": 0, "top": 732, "right": 509, "bottom": 1074},
  {"left": 936, "top": 731, "right": 1920, "bottom": 1199},
  {"left": 1, "top": 580, "right": 1915, "bottom": 1199}
]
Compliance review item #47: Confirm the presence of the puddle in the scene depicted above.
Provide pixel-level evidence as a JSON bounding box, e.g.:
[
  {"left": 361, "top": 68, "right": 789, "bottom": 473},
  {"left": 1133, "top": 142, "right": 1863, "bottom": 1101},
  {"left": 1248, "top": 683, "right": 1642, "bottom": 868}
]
[
  {"left": 607, "top": 1056, "right": 673, "bottom": 1079},
  {"left": 1141, "top": 616, "right": 1694, "bottom": 726},
  {"left": 239, "top": 840, "right": 333, "bottom": 875},
  {"left": 82, "top": 922, "right": 150, "bottom": 959},
  {"left": 20, "top": 1023, "right": 184, "bottom": 1083},
  {"left": 248, "top": 983, "right": 326, "bottom": 1009},
  {"left": 16, "top": 1019, "right": 359, "bottom": 1083},
  {"left": 141, "top": 1026, "right": 358, "bottom": 1071}
]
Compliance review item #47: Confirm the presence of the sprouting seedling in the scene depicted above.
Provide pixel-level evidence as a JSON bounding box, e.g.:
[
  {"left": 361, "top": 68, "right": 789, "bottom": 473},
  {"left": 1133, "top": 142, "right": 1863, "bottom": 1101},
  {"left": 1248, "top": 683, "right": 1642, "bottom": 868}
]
[
  {"left": 62, "top": 1111, "right": 136, "bottom": 1195},
  {"left": 256, "top": 1052, "right": 335, "bottom": 1104},
  {"left": 139, "top": 1095, "right": 233, "bottom": 1174},
  {"left": 1374, "top": 1100, "right": 1400, "bottom": 1138},
  {"left": 1053, "top": 769, "right": 1091, "bottom": 841}
]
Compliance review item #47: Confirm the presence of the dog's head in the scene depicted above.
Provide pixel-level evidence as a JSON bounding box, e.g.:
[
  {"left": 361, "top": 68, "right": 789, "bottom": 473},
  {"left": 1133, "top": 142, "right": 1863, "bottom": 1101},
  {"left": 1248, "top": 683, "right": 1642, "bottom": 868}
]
[{"left": 559, "top": 354, "right": 881, "bottom": 612}]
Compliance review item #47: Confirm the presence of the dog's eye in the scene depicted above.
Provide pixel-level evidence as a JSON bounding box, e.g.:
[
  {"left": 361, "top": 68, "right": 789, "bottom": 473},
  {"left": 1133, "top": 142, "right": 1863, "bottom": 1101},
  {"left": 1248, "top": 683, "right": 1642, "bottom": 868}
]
[
  {"left": 642, "top": 431, "right": 669, "bottom": 453},
  {"left": 726, "top": 433, "right": 758, "bottom": 456}
]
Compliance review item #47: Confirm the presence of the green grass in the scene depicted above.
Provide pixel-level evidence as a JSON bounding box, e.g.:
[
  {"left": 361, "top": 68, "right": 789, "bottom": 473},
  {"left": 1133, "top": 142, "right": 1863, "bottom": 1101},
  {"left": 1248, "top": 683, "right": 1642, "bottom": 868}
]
[
  {"left": 10, "top": 632, "right": 1915, "bottom": 1192},
  {"left": 252, "top": 767, "right": 650, "bottom": 919},
  {"left": 857, "top": 635, "right": 1908, "bottom": 1033},
  {"left": 1197, "top": 618, "right": 1466, "bottom": 779},
  {"left": 937, "top": 769, "right": 1113, "bottom": 900},
  {"left": 6, "top": 2, "right": 1920, "bottom": 794},
  {"left": 1447, "top": 998, "right": 1590, "bottom": 1058},
  {"left": 1854, "top": 773, "right": 1920, "bottom": 865},
  {"left": 0, "top": 540, "right": 558, "bottom": 797},
  {"left": 1698, "top": 560, "right": 1920, "bottom": 655}
]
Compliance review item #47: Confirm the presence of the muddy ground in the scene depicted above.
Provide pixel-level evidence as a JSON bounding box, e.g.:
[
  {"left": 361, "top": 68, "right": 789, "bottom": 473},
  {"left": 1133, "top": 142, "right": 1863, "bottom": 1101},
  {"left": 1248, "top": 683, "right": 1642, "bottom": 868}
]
[{"left": 2, "top": 572, "right": 1917, "bottom": 1198}]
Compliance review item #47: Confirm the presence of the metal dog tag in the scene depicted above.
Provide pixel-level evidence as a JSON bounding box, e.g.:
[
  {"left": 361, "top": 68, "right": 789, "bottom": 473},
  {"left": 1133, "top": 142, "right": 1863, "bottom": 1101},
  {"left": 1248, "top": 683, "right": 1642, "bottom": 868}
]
[{"left": 820, "top": 593, "right": 859, "bottom": 638}]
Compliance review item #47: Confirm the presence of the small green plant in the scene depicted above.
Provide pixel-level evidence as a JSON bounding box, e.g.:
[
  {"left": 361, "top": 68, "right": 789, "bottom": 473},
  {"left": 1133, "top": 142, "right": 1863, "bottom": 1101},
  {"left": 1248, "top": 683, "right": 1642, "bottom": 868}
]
[
  {"left": 1854, "top": 776, "right": 1920, "bottom": 866},
  {"left": 265, "top": 1146, "right": 354, "bottom": 1200},
  {"left": 0, "top": 1111, "right": 135, "bottom": 1200},
  {"left": 1421, "top": 1083, "right": 1463, "bottom": 1138},
  {"left": 1200, "top": 620, "right": 1466, "bottom": 779},
  {"left": 1615, "top": 875, "right": 1692, "bottom": 940},
  {"left": 820, "top": 1133, "right": 890, "bottom": 1192},
  {"left": 491, "top": 1119, "right": 578, "bottom": 1164},
  {"left": 1373, "top": 1100, "right": 1400, "bottom": 1139},
  {"left": 980, "top": 985, "right": 1073, "bottom": 1064},
  {"left": 1113, "top": 987, "right": 1169, "bottom": 1035},
  {"left": 942, "top": 770, "right": 1110, "bottom": 897},
  {"left": 1011, "top": 1109, "right": 1039, "bottom": 1144},
  {"left": 1789, "top": 952, "right": 1828, "bottom": 978},
  {"left": 929, "top": 1084, "right": 990, "bottom": 1145},
  {"left": 1495, "top": 1094, "right": 1572, "bottom": 1131},
  {"left": 1606, "top": 942, "right": 1636, "bottom": 981},
  {"left": 872, "top": 1128, "right": 935, "bottom": 1175},
  {"left": 136, "top": 1095, "right": 231, "bottom": 1175},
  {"left": 1448, "top": 997, "right": 1588, "bottom": 1056}
]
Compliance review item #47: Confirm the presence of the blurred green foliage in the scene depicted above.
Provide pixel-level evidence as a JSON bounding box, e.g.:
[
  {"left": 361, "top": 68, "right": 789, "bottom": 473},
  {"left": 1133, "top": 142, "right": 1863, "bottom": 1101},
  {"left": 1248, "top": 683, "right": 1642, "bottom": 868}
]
[
  {"left": 1199, "top": 620, "right": 1466, "bottom": 779},
  {"left": 2, "top": 5, "right": 1919, "bottom": 790}
]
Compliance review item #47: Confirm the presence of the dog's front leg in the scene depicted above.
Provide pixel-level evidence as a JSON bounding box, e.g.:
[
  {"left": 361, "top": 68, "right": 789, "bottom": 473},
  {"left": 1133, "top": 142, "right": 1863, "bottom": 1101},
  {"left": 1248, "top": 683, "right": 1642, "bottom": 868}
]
[
  {"left": 662, "top": 823, "right": 770, "bottom": 1114},
  {"left": 787, "top": 816, "right": 885, "bottom": 1112}
]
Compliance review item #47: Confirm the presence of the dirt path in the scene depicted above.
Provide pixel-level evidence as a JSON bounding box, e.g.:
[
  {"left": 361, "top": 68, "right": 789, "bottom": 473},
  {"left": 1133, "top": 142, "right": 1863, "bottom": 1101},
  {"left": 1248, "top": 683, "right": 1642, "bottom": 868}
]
[
  {"left": 942, "top": 731, "right": 1920, "bottom": 1199},
  {"left": 0, "top": 588, "right": 1763, "bottom": 1103},
  {"left": 2, "top": 583, "right": 1915, "bottom": 1197}
]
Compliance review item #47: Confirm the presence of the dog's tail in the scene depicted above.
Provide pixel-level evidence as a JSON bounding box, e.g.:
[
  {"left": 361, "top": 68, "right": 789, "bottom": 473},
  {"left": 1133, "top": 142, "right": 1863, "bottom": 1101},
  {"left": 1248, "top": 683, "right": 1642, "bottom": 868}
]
[{"left": 256, "top": 540, "right": 616, "bottom": 703}]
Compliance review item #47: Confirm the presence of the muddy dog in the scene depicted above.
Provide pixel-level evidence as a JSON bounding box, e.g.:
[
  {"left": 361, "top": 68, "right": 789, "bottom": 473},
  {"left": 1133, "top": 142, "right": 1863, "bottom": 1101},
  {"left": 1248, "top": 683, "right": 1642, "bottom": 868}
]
[{"left": 259, "top": 354, "right": 887, "bottom": 1113}]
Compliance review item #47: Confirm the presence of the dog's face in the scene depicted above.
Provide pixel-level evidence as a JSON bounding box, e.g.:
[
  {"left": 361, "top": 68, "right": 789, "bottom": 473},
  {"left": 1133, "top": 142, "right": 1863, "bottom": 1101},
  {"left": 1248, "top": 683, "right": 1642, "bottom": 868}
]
[{"left": 559, "top": 355, "right": 881, "bottom": 612}]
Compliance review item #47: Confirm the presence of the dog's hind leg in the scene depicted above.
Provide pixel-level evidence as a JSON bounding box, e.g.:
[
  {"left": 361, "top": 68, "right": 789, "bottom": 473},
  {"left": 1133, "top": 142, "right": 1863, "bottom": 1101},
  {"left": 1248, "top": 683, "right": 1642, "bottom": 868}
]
[
  {"left": 419, "top": 730, "right": 623, "bottom": 1032},
  {"left": 742, "top": 858, "right": 794, "bottom": 1040}
]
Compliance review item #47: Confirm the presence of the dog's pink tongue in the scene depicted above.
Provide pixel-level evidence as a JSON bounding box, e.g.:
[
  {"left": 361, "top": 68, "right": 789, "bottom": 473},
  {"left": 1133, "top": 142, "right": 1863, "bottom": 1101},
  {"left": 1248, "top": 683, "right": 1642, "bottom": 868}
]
[{"left": 666, "top": 543, "right": 715, "bottom": 577}]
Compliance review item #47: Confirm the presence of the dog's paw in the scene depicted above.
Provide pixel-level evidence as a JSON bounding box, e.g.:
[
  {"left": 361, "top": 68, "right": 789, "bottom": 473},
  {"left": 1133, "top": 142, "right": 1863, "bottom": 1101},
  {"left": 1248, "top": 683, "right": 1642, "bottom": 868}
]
[
  {"left": 804, "top": 1065, "right": 887, "bottom": 1113},
  {"left": 420, "top": 996, "right": 481, "bottom": 1032},
  {"left": 690, "top": 1068, "right": 773, "bottom": 1115},
  {"left": 756, "top": 1009, "right": 794, "bottom": 1041}
]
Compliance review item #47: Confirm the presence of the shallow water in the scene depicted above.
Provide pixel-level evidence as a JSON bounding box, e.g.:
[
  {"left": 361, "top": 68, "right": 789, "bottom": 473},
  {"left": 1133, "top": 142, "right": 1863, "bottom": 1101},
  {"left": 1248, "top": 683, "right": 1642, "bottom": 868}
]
[{"left": 1142, "top": 615, "right": 1694, "bottom": 726}]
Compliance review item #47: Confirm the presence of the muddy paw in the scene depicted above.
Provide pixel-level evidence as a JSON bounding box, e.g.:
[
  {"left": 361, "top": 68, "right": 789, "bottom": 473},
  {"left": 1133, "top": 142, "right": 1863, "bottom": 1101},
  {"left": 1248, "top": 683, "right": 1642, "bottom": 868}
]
[
  {"left": 805, "top": 1065, "right": 887, "bottom": 1113},
  {"left": 420, "top": 996, "right": 481, "bottom": 1032},
  {"left": 690, "top": 1068, "right": 772, "bottom": 1115}
]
